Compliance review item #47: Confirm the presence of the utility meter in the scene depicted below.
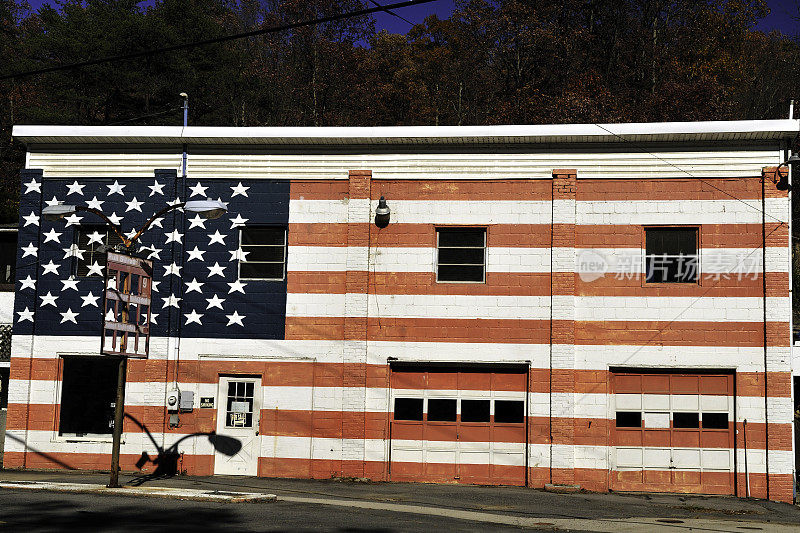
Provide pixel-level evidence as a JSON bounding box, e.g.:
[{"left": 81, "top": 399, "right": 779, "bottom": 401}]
[{"left": 166, "top": 389, "right": 181, "bottom": 413}]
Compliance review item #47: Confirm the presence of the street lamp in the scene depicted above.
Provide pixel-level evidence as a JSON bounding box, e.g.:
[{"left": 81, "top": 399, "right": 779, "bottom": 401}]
[{"left": 42, "top": 198, "right": 227, "bottom": 487}]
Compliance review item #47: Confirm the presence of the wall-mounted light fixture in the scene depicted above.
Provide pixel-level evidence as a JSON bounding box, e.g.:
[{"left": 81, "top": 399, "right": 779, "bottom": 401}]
[
  {"left": 776, "top": 152, "right": 799, "bottom": 191},
  {"left": 374, "top": 196, "right": 390, "bottom": 228}
]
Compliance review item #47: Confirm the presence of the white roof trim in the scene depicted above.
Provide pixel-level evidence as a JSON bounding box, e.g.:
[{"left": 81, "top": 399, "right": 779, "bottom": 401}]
[{"left": 12, "top": 120, "right": 800, "bottom": 146}]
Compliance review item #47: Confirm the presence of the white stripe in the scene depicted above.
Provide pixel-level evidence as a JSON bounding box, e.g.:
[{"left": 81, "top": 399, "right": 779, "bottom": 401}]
[
  {"left": 574, "top": 296, "right": 785, "bottom": 322},
  {"left": 576, "top": 247, "right": 788, "bottom": 274},
  {"left": 577, "top": 199, "right": 788, "bottom": 225}
]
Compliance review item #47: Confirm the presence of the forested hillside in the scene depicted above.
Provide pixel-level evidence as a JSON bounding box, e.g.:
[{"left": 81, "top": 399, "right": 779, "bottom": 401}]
[{"left": 1, "top": 0, "right": 799, "bottom": 225}]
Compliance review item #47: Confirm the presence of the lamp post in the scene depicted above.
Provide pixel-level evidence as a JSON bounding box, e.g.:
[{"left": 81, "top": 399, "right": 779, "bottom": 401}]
[{"left": 42, "top": 199, "right": 227, "bottom": 488}]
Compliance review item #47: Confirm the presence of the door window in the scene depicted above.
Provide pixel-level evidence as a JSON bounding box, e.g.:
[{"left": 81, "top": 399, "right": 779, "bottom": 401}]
[{"left": 225, "top": 380, "right": 255, "bottom": 428}]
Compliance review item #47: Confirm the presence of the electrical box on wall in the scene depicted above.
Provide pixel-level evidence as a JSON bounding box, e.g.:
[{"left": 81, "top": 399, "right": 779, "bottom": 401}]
[
  {"left": 166, "top": 389, "right": 180, "bottom": 413},
  {"left": 179, "top": 391, "right": 194, "bottom": 412}
]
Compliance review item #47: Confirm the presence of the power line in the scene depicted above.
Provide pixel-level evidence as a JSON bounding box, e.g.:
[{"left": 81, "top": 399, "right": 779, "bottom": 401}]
[
  {"left": 0, "top": 0, "right": 438, "bottom": 81},
  {"left": 369, "top": 0, "right": 415, "bottom": 26}
]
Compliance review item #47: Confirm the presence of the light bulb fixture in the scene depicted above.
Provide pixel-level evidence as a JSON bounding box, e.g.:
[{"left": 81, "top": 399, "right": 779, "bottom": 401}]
[
  {"left": 374, "top": 196, "right": 390, "bottom": 228},
  {"left": 776, "top": 152, "right": 799, "bottom": 191}
]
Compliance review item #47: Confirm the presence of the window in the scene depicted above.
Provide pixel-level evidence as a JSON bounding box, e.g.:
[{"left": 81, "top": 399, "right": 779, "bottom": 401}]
[
  {"left": 74, "top": 225, "right": 123, "bottom": 277},
  {"left": 225, "top": 381, "right": 255, "bottom": 428},
  {"left": 495, "top": 400, "right": 524, "bottom": 423},
  {"left": 673, "top": 412, "right": 700, "bottom": 428},
  {"left": 0, "top": 367, "right": 9, "bottom": 410},
  {"left": 427, "top": 399, "right": 457, "bottom": 421},
  {"left": 461, "top": 399, "right": 490, "bottom": 422},
  {"left": 58, "top": 356, "right": 118, "bottom": 436},
  {"left": 436, "top": 228, "right": 486, "bottom": 282},
  {"left": 239, "top": 227, "right": 287, "bottom": 280},
  {"left": 645, "top": 227, "right": 698, "bottom": 283},
  {"left": 702, "top": 412, "right": 729, "bottom": 429},
  {"left": 0, "top": 231, "right": 16, "bottom": 288},
  {"left": 394, "top": 398, "right": 423, "bottom": 421},
  {"left": 615, "top": 411, "right": 642, "bottom": 428}
]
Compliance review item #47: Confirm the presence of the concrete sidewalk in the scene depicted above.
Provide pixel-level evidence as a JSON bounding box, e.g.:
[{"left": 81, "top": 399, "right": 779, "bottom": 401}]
[{"left": 1, "top": 469, "right": 799, "bottom": 531}]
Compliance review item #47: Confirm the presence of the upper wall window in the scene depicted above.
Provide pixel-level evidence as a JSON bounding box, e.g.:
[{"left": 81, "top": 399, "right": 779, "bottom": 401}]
[
  {"left": 0, "top": 231, "right": 16, "bottom": 289},
  {"left": 239, "top": 227, "right": 287, "bottom": 280},
  {"left": 74, "top": 225, "right": 123, "bottom": 277},
  {"left": 436, "top": 228, "right": 486, "bottom": 283},
  {"left": 645, "top": 227, "right": 698, "bottom": 283}
]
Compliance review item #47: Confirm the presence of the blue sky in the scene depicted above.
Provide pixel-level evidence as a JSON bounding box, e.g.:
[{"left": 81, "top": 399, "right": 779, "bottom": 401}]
[{"left": 20, "top": 0, "right": 799, "bottom": 36}]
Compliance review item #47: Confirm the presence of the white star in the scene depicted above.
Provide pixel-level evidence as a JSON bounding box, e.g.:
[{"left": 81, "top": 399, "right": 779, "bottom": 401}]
[
  {"left": 149, "top": 312, "right": 158, "bottom": 325},
  {"left": 17, "top": 307, "right": 34, "bottom": 322},
  {"left": 23, "top": 178, "right": 41, "bottom": 194},
  {"left": 162, "top": 294, "right": 182, "bottom": 309},
  {"left": 61, "top": 277, "right": 80, "bottom": 292},
  {"left": 63, "top": 244, "right": 84, "bottom": 260},
  {"left": 184, "top": 309, "right": 203, "bottom": 325},
  {"left": 107, "top": 180, "right": 126, "bottom": 195},
  {"left": 151, "top": 280, "right": 160, "bottom": 292},
  {"left": 188, "top": 214, "right": 206, "bottom": 229},
  {"left": 66, "top": 181, "right": 85, "bottom": 196},
  {"left": 19, "top": 275, "right": 36, "bottom": 290},
  {"left": 124, "top": 228, "right": 138, "bottom": 240},
  {"left": 81, "top": 291, "right": 100, "bottom": 307},
  {"left": 229, "top": 248, "right": 250, "bottom": 262},
  {"left": 206, "top": 294, "right": 225, "bottom": 310},
  {"left": 125, "top": 197, "right": 143, "bottom": 212},
  {"left": 86, "top": 196, "right": 105, "bottom": 210},
  {"left": 144, "top": 246, "right": 162, "bottom": 260},
  {"left": 186, "top": 246, "right": 206, "bottom": 262},
  {"left": 43, "top": 228, "right": 62, "bottom": 243},
  {"left": 107, "top": 212, "right": 123, "bottom": 226},
  {"left": 165, "top": 229, "right": 183, "bottom": 244},
  {"left": 63, "top": 213, "right": 83, "bottom": 227},
  {"left": 40, "top": 291, "right": 59, "bottom": 307},
  {"left": 45, "top": 196, "right": 61, "bottom": 207},
  {"left": 185, "top": 278, "right": 204, "bottom": 293},
  {"left": 148, "top": 180, "right": 165, "bottom": 197},
  {"left": 189, "top": 182, "right": 208, "bottom": 197},
  {"left": 150, "top": 217, "right": 164, "bottom": 229},
  {"left": 60, "top": 308, "right": 79, "bottom": 324},
  {"left": 226, "top": 310, "right": 246, "bottom": 326},
  {"left": 207, "top": 230, "right": 227, "bottom": 246},
  {"left": 207, "top": 262, "right": 226, "bottom": 277},
  {"left": 229, "top": 214, "right": 249, "bottom": 228},
  {"left": 86, "top": 231, "right": 105, "bottom": 245},
  {"left": 21, "top": 243, "right": 38, "bottom": 258},
  {"left": 86, "top": 262, "right": 104, "bottom": 276},
  {"left": 230, "top": 182, "right": 250, "bottom": 197},
  {"left": 41, "top": 260, "right": 59, "bottom": 276},
  {"left": 163, "top": 262, "right": 182, "bottom": 277},
  {"left": 105, "top": 308, "right": 116, "bottom": 321},
  {"left": 23, "top": 211, "right": 39, "bottom": 227},
  {"left": 227, "top": 280, "right": 247, "bottom": 294},
  {"left": 167, "top": 197, "right": 184, "bottom": 212}
]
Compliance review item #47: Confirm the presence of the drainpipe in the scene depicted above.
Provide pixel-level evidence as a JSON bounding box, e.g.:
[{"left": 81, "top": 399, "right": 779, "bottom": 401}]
[{"left": 762, "top": 168, "right": 770, "bottom": 500}]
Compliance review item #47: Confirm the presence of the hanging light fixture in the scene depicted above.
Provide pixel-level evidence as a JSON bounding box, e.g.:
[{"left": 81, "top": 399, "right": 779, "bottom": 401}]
[{"left": 374, "top": 196, "right": 390, "bottom": 228}]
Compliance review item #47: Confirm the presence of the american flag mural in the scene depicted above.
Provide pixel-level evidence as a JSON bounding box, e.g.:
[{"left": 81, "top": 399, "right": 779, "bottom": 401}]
[{"left": 4, "top": 123, "right": 796, "bottom": 503}]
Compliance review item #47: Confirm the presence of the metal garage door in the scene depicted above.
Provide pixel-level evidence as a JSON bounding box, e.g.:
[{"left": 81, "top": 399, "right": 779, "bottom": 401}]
[
  {"left": 389, "top": 364, "right": 528, "bottom": 486},
  {"left": 611, "top": 371, "right": 735, "bottom": 495}
]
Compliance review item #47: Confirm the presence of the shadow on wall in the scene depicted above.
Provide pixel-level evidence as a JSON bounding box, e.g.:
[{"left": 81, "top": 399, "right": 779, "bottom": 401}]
[{"left": 1, "top": 414, "right": 242, "bottom": 484}]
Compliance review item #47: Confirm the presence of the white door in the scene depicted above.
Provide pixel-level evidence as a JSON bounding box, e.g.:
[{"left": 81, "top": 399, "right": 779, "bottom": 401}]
[{"left": 214, "top": 376, "right": 261, "bottom": 476}]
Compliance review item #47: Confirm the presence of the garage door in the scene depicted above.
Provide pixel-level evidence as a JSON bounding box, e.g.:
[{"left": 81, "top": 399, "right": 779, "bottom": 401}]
[
  {"left": 389, "top": 365, "right": 527, "bottom": 486},
  {"left": 611, "top": 372, "right": 735, "bottom": 495}
]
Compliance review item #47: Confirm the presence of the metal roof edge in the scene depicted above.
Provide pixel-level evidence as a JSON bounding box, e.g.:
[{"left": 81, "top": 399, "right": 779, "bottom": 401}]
[{"left": 12, "top": 120, "right": 800, "bottom": 145}]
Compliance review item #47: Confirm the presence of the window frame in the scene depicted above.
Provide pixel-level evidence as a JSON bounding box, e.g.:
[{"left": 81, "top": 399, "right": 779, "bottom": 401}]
[
  {"left": 642, "top": 226, "right": 701, "bottom": 285},
  {"left": 237, "top": 226, "right": 288, "bottom": 282},
  {"left": 56, "top": 355, "right": 119, "bottom": 440},
  {"left": 435, "top": 226, "right": 488, "bottom": 284}
]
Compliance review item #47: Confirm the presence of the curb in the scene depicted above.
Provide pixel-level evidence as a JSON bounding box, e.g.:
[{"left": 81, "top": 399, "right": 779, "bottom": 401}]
[{"left": 0, "top": 481, "right": 277, "bottom": 503}]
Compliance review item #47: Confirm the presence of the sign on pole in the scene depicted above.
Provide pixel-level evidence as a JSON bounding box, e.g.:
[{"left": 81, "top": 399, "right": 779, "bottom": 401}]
[{"left": 102, "top": 252, "right": 153, "bottom": 358}]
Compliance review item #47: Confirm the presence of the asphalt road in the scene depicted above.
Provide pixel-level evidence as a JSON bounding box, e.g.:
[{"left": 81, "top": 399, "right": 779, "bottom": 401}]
[{"left": 0, "top": 489, "right": 543, "bottom": 533}]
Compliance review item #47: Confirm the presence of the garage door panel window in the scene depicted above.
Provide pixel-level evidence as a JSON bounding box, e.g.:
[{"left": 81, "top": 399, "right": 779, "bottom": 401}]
[
  {"left": 673, "top": 412, "right": 700, "bottom": 429},
  {"left": 616, "top": 411, "right": 642, "bottom": 428},
  {"left": 394, "top": 398, "right": 423, "bottom": 421},
  {"left": 461, "top": 400, "right": 490, "bottom": 422},
  {"left": 702, "top": 412, "right": 729, "bottom": 429},
  {"left": 428, "top": 399, "right": 457, "bottom": 421},
  {"left": 494, "top": 400, "right": 524, "bottom": 423}
]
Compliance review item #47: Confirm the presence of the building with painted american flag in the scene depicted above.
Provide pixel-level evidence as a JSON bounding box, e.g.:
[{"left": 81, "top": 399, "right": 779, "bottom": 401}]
[{"left": 4, "top": 120, "right": 798, "bottom": 502}]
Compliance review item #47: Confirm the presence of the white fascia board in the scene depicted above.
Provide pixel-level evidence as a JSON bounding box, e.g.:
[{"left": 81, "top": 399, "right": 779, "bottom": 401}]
[{"left": 12, "top": 120, "right": 800, "bottom": 146}]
